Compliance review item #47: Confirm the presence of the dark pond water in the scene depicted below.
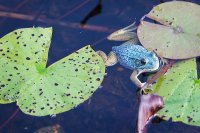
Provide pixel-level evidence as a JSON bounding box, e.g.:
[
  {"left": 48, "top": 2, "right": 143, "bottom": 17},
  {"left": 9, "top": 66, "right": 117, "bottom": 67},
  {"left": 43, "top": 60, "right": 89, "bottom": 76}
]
[{"left": 0, "top": 0, "right": 200, "bottom": 133}]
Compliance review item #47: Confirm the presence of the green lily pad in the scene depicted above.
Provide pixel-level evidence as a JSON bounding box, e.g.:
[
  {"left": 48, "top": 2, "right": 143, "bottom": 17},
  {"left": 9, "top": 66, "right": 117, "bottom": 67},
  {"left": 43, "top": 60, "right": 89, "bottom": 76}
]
[
  {"left": 137, "top": 1, "right": 200, "bottom": 59},
  {"left": 149, "top": 59, "right": 200, "bottom": 126},
  {"left": 0, "top": 27, "right": 105, "bottom": 116},
  {"left": 0, "top": 27, "right": 52, "bottom": 103}
]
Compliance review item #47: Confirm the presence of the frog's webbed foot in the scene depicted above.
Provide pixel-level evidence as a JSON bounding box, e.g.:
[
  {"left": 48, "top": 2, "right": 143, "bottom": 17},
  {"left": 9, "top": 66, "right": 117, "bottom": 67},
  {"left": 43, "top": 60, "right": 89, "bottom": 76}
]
[
  {"left": 130, "top": 70, "right": 146, "bottom": 88},
  {"left": 160, "top": 58, "right": 169, "bottom": 65},
  {"left": 96, "top": 51, "right": 118, "bottom": 66},
  {"left": 157, "top": 57, "right": 169, "bottom": 71},
  {"left": 107, "top": 21, "right": 138, "bottom": 42}
]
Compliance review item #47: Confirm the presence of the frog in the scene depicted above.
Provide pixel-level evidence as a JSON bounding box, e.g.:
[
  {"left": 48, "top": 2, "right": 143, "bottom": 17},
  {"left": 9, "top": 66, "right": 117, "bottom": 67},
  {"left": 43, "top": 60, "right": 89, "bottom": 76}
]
[{"left": 97, "top": 22, "right": 163, "bottom": 88}]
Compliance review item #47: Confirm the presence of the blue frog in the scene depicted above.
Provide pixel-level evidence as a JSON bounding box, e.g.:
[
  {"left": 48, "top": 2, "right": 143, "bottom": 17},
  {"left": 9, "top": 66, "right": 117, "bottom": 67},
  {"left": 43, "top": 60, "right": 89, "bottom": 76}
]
[{"left": 97, "top": 22, "right": 162, "bottom": 88}]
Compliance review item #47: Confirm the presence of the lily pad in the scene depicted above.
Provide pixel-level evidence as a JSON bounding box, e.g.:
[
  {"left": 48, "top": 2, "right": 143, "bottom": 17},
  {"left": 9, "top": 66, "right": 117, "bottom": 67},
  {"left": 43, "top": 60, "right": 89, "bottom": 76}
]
[
  {"left": 137, "top": 1, "right": 200, "bottom": 59},
  {"left": 149, "top": 59, "right": 200, "bottom": 126},
  {"left": 0, "top": 27, "right": 105, "bottom": 116},
  {"left": 0, "top": 27, "right": 52, "bottom": 103}
]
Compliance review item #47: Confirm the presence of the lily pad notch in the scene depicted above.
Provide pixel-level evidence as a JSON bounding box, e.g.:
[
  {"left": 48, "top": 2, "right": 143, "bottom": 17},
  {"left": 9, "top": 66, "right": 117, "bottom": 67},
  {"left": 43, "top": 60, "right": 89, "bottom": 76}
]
[
  {"left": 0, "top": 27, "right": 105, "bottom": 116},
  {"left": 137, "top": 1, "right": 200, "bottom": 59}
]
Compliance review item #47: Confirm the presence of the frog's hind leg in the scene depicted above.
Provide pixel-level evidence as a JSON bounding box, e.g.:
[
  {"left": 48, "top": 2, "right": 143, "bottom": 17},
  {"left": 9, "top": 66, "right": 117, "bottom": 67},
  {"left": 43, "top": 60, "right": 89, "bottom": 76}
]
[
  {"left": 130, "top": 70, "right": 146, "bottom": 88},
  {"left": 107, "top": 21, "right": 138, "bottom": 41},
  {"left": 121, "top": 39, "right": 139, "bottom": 46},
  {"left": 96, "top": 51, "right": 118, "bottom": 66}
]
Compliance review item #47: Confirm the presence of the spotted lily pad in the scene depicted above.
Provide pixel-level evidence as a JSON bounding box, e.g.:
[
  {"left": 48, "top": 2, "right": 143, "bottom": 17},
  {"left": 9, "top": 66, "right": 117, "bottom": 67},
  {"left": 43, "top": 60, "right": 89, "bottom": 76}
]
[
  {"left": 0, "top": 27, "right": 52, "bottom": 103},
  {"left": 137, "top": 1, "right": 200, "bottom": 59},
  {"left": 0, "top": 27, "right": 105, "bottom": 116},
  {"left": 149, "top": 59, "right": 200, "bottom": 126}
]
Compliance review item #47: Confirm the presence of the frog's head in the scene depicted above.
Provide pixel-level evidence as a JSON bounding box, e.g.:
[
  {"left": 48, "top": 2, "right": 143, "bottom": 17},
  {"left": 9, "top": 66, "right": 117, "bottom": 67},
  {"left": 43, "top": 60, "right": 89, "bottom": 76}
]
[{"left": 137, "top": 52, "right": 160, "bottom": 72}]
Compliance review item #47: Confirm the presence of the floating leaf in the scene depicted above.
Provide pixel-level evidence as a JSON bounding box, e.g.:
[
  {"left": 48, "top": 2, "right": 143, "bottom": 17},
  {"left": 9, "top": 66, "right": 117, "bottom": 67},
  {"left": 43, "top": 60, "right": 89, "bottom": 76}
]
[
  {"left": 137, "top": 1, "right": 200, "bottom": 59},
  {"left": 0, "top": 27, "right": 52, "bottom": 103},
  {"left": 0, "top": 28, "right": 105, "bottom": 116},
  {"left": 149, "top": 59, "right": 200, "bottom": 126}
]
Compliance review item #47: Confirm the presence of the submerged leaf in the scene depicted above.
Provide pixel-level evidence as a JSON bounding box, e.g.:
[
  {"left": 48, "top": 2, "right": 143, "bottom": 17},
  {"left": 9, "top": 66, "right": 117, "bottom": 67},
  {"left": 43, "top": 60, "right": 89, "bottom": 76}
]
[
  {"left": 137, "top": 1, "right": 200, "bottom": 59},
  {"left": 0, "top": 28, "right": 105, "bottom": 116},
  {"left": 34, "top": 124, "right": 64, "bottom": 133},
  {"left": 149, "top": 58, "right": 200, "bottom": 126}
]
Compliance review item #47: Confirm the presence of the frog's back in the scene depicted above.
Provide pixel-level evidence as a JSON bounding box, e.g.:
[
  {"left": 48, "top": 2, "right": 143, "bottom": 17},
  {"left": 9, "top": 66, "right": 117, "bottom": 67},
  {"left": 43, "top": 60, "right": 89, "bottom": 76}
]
[
  {"left": 112, "top": 41, "right": 151, "bottom": 70},
  {"left": 112, "top": 41, "right": 149, "bottom": 59}
]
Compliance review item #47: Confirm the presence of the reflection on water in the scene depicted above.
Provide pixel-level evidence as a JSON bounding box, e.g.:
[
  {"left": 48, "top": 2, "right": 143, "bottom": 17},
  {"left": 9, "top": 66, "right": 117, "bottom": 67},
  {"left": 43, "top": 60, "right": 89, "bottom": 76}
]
[
  {"left": 0, "top": 0, "right": 199, "bottom": 133},
  {"left": 80, "top": 0, "right": 102, "bottom": 25}
]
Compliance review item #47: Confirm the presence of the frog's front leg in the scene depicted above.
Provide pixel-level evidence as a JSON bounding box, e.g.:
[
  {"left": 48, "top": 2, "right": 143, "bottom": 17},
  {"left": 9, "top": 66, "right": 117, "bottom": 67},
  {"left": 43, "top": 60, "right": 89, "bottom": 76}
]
[
  {"left": 96, "top": 51, "right": 118, "bottom": 66},
  {"left": 130, "top": 70, "right": 146, "bottom": 88}
]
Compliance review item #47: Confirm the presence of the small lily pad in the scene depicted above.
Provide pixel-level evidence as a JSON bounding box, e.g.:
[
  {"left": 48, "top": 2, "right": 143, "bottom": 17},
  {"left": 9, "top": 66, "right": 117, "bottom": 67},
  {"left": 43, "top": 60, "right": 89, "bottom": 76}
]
[
  {"left": 0, "top": 27, "right": 105, "bottom": 116},
  {"left": 149, "top": 59, "right": 200, "bottom": 126},
  {"left": 137, "top": 1, "right": 200, "bottom": 59}
]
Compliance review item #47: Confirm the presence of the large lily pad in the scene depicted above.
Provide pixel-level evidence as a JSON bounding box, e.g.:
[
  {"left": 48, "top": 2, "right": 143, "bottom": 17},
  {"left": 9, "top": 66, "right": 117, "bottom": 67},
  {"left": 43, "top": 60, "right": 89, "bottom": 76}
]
[
  {"left": 0, "top": 28, "right": 105, "bottom": 116},
  {"left": 149, "top": 59, "right": 200, "bottom": 126},
  {"left": 137, "top": 1, "right": 200, "bottom": 59},
  {"left": 0, "top": 27, "right": 52, "bottom": 103}
]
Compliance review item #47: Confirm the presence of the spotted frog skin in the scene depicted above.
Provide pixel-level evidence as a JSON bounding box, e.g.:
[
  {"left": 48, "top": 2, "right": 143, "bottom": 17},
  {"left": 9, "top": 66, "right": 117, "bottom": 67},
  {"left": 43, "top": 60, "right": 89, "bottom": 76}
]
[{"left": 97, "top": 22, "right": 162, "bottom": 88}]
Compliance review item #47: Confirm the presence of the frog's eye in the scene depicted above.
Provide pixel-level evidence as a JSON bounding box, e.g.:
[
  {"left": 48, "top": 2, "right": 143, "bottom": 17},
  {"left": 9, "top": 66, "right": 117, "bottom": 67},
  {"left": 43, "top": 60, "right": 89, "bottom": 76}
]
[{"left": 140, "top": 59, "right": 146, "bottom": 65}]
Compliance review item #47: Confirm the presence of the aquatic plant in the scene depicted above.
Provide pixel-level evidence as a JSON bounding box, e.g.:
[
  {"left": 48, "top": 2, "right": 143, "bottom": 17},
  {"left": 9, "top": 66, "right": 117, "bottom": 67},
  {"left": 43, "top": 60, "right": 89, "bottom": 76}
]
[
  {"left": 137, "top": 1, "right": 200, "bottom": 59},
  {"left": 136, "top": 1, "right": 200, "bottom": 132},
  {"left": 0, "top": 27, "right": 105, "bottom": 116},
  {"left": 148, "top": 59, "right": 200, "bottom": 126}
]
